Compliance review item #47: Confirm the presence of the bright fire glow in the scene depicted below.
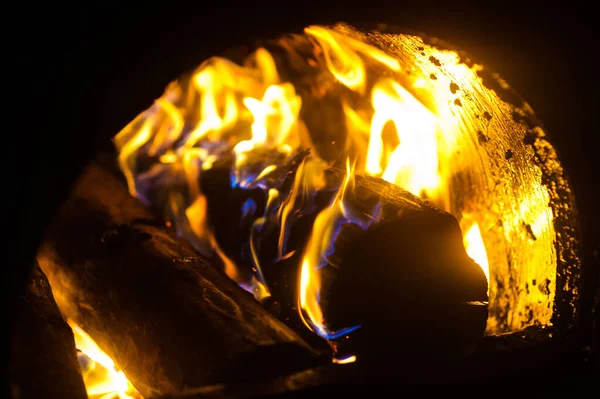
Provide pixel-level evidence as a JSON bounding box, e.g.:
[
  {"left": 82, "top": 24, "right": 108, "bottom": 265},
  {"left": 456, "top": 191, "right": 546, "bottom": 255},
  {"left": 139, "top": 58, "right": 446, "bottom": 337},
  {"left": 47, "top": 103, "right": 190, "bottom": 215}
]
[
  {"left": 367, "top": 79, "right": 440, "bottom": 197},
  {"left": 463, "top": 222, "right": 490, "bottom": 286},
  {"left": 114, "top": 22, "right": 561, "bottom": 349},
  {"left": 68, "top": 320, "right": 141, "bottom": 399}
]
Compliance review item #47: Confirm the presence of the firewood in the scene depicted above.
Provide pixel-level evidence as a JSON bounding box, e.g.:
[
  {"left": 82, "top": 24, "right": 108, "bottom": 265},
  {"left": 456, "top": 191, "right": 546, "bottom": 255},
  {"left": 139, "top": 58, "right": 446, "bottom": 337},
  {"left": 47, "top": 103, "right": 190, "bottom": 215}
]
[
  {"left": 9, "top": 262, "right": 87, "bottom": 399},
  {"left": 322, "top": 169, "right": 489, "bottom": 363},
  {"left": 197, "top": 162, "right": 489, "bottom": 362},
  {"left": 36, "top": 160, "right": 323, "bottom": 398}
]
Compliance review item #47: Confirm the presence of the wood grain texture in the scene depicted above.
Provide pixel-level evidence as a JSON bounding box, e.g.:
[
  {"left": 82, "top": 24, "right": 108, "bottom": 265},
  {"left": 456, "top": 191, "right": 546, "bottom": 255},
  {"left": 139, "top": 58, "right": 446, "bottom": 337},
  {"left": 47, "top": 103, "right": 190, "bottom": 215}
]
[{"left": 37, "top": 161, "right": 322, "bottom": 398}]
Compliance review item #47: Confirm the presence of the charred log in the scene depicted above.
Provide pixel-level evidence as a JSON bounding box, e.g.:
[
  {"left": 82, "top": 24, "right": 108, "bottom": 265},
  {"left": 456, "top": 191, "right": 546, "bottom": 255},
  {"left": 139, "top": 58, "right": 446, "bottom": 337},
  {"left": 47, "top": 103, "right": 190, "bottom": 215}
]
[
  {"left": 198, "top": 161, "right": 489, "bottom": 362},
  {"left": 36, "top": 161, "right": 322, "bottom": 398},
  {"left": 9, "top": 262, "right": 87, "bottom": 399},
  {"left": 323, "top": 169, "right": 489, "bottom": 364}
]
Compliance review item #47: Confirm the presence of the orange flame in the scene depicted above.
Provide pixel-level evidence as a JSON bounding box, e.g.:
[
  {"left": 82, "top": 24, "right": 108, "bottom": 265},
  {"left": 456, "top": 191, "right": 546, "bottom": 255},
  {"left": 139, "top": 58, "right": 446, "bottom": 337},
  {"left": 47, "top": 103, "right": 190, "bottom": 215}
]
[{"left": 68, "top": 320, "right": 141, "bottom": 399}]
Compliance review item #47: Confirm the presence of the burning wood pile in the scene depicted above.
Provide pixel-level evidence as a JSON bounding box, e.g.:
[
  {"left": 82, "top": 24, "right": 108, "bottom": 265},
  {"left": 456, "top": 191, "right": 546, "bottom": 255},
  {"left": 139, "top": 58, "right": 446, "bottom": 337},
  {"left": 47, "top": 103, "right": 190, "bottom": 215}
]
[{"left": 11, "top": 23, "right": 582, "bottom": 398}]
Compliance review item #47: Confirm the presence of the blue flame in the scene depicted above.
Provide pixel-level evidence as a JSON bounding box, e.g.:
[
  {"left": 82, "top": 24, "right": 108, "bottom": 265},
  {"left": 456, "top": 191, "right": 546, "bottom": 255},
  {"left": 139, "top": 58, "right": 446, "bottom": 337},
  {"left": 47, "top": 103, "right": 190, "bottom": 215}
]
[
  {"left": 241, "top": 198, "right": 257, "bottom": 220},
  {"left": 305, "top": 170, "right": 381, "bottom": 342},
  {"left": 321, "top": 324, "right": 362, "bottom": 340}
]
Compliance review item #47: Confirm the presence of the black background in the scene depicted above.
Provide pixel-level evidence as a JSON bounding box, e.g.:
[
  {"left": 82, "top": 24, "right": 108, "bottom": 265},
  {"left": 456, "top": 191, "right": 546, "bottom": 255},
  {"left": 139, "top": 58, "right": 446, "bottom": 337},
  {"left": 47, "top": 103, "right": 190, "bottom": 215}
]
[{"left": 8, "top": 0, "right": 599, "bottom": 394}]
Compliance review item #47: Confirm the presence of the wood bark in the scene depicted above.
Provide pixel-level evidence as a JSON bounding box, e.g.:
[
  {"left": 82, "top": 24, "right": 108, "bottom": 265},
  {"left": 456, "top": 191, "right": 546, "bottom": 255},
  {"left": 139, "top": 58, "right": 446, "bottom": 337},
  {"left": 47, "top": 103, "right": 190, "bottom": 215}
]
[
  {"left": 9, "top": 262, "right": 87, "bottom": 399},
  {"left": 36, "top": 161, "right": 322, "bottom": 398}
]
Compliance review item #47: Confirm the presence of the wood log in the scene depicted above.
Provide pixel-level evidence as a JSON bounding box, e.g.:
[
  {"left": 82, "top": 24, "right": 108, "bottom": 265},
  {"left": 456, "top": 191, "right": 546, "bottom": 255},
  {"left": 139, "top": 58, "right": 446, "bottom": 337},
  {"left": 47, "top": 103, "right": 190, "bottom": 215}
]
[
  {"left": 323, "top": 170, "right": 489, "bottom": 366},
  {"left": 36, "top": 160, "right": 323, "bottom": 398},
  {"left": 9, "top": 262, "right": 87, "bottom": 399},
  {"left": 197, "top": 162, "right": 489, "bottom": 363}
]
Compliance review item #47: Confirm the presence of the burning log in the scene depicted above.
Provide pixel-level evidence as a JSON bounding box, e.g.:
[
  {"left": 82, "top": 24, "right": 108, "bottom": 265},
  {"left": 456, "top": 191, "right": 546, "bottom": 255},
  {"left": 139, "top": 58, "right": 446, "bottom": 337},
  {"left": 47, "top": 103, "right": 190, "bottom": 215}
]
[
  {"left": 9, "top": 262, "right": 87, "bottom": 399},
  {"left": 36, "top": 160, "right": 322, "bottom": 398},
  {"left": 195, "top": 160, "right": 489, "bottom": 362},
  {"left": 321, "top": 169, "right": 489, "bottom": 364}
]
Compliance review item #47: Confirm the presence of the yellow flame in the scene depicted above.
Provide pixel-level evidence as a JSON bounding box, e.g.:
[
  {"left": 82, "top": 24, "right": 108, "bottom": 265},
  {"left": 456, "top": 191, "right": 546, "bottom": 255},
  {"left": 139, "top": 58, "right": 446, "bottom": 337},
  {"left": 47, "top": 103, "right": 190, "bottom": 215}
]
[
  {"left": 305, "top": 26, "right": 366, "bottom": 92},
  {"left": 185, "top": 62, "right": 240, "bottom": 146},
  {"left": 463, "top": 222, "right": 490, "bottom": 285},
  {"left": 234, "top": 82, "right": 301, "bottom": 160},
  {"left": 304, "top": 25, "right": 400, "bottom": 93},
  {"left": 299, "top": 159, "right": 355, "bottom": 337},
  {"left": 309, "top": 27, "right": 443, "bottom": 202},
  {"left": 115, "top": 117, "right": 154, "bottom": 197},
  {"left": 67, "top": 320, "right": 140, "bottom": 399},
  {"left": 368, "top": 79, "right": 440, "bottom": 197}
]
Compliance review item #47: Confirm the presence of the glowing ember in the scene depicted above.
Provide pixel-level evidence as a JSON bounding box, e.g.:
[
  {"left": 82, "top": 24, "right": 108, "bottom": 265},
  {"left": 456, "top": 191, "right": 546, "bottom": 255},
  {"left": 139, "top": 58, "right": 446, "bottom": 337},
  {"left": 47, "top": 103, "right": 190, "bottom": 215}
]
[
  {"left": 68, "top": 320, "right": 141, "bottom": 399},
  {"left": 114, "top": 22, "right": 563, "bottom": 351},
  {"left": 332, "top": 355, "right": 357, "bottom": 365}
]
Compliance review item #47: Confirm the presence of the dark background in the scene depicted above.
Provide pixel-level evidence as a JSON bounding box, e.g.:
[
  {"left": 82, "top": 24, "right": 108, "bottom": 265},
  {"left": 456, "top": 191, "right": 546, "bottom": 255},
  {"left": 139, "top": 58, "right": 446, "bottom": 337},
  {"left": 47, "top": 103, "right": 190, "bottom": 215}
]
[{"left": 8, "top": 0, "right": 598, "bottom": 394}]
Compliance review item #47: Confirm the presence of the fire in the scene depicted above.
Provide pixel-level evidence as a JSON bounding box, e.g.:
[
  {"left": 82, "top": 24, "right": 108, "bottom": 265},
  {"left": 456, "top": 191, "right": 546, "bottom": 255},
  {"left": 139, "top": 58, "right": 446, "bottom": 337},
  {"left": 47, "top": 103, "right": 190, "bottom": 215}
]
[
  {"left": 68, "top": 320, "right": 141, "bottom": 399},
  {"left": 463, "top": 222, "right": 490, "bottom": 285},
  {"left": 114, "top": 22, "right": 560, "bottom": 350},
  {"left": 112, "top": 24, "right": 486, "bottom": 347},
  {"left": 367, "top": 78, "right": 440, "bottom": 197},
  {"left": 298, "top": 159, "right": 368, "bottom": 339},
  {"left": 304, "top": 26, "right": 442, "bottom": 200}
]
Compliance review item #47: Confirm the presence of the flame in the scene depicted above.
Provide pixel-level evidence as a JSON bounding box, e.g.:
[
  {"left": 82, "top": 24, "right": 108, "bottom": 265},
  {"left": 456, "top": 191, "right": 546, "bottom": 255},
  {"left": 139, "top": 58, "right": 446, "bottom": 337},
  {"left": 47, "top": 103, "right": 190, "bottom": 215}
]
[
  {"left": 233, "top": 82, "right": 301, "bottom": 188},
  {"left": 306, "top": 25, "right": 444, "bottom": 203},
  {"left": 463, "top": 222, "right": 490, "bottom": 285},
  {"left": 114, "top": 23, "right": 559, "bottom": 347},
  {"left": 305, "top": 26, "right": 367, "bottom": 92},
  {"left": 68, "top": 320, "right": 141, "bottom": 399},
  {"left": 367, "top": 79, "right": 440, "bottom": 197},
  {"left": 332, "top": 355, "right": 357, "bottom": 364},
  {"left": 298, "top": 159, "right": 365, "bottom": 339},
  {"left": 305, "top": 25, "right": 400, "bottom": 94}
]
